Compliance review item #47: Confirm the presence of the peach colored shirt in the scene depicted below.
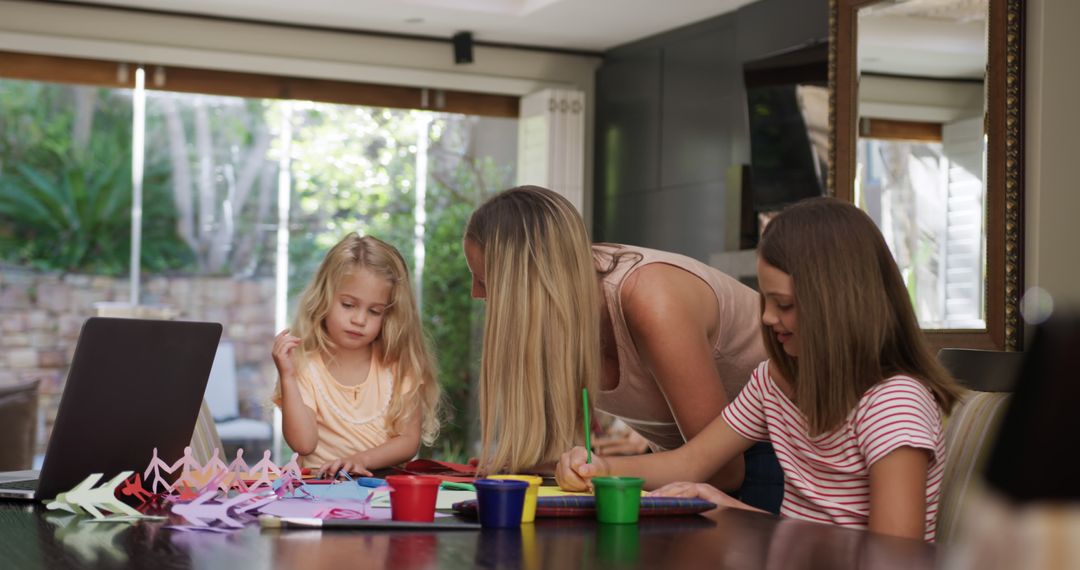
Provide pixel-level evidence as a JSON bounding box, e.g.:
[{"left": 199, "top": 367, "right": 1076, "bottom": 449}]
[
  {"left": 594, "top": 244, "right": 766, "bottom": 451},
  {"left": 274, "top": 348, "right": 407, "bottom": 468}
]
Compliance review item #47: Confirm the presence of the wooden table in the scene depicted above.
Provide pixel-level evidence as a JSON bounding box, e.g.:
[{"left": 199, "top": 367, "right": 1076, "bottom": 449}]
[{"left": 0, "top": 500, "right": 939, "bottom": 569}]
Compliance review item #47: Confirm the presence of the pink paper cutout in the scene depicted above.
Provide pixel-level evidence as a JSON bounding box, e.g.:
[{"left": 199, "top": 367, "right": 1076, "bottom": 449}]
[
  {"left": 281, "top": 452, "right": 303, "bottom": 480},
  {"left": 248, "top": 450, "right": 281, "bottom": 491},
  {"left": 227, "top": 449, "right": 251, "bottom": 492},
  {"left": 169, "top": 446, "right": 204, "bottom": 490},
  {"left": 202, "top": 449, "right": 229, "bottom": 491},
  {"left": 274, "top": 474, "right": 313, "bottom": 500},
  {"left": 143, "top": 447, "right": 178, "bottom": 494}
]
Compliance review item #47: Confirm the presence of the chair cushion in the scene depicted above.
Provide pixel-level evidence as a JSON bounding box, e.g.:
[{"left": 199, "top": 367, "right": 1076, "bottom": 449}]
[
  {"left": 189, "top": 399, "right": 225, "bottom": 464},
  {"left": 216, "top": 418, "right": 273, "bottom": 440},
  {"left": 937, "top": 390, "right": 1010, "bottom": 544},
  {"left": 0, "top": 379, "right": 40, "bottom": 471}
]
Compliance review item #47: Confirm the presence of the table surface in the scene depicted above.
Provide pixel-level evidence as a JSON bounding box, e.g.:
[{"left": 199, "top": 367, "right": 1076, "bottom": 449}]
[{"left": 0, "top": 499, "right": 939, "bottom": 570}]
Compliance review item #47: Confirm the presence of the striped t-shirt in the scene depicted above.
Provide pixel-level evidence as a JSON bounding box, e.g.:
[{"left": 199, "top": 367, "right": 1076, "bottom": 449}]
[{"left": 721, "top": 360, "right": 945, "bottom": 541}]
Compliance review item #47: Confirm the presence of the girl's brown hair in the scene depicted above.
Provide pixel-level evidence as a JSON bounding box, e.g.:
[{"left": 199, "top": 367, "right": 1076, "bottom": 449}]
[
  {"left": 289, "top": 233, "right": 442, "bottom": 446},
  {"left": 465, "top": 186, "right": 601, "bottom": 474},
  {"left": 758, "top": 197, "right": 961, "bottom": 435}
]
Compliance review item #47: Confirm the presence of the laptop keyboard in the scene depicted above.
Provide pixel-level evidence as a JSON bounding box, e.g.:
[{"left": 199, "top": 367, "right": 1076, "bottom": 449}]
[{"left": 0, "top": 479, "right": 38, "bottom": 490}]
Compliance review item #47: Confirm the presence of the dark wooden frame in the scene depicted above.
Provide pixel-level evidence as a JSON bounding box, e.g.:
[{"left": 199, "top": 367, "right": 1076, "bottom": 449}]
[{"left": 828, "top": 0, "right": 1025, "bottom": 351}]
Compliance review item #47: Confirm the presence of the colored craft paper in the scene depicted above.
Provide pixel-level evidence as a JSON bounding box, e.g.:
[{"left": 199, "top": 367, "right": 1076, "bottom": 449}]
[
  {"left": 273, "top": 478, "right": 369, "bottom": 501},
  {"left": 537, "top": 487, "right": 591, "bottom": 497},
  {"left": 305, "top": 483, "right": 368, "bottom": 501},
  {"left": 368, "top": 488, "right": 474, "bottom": 510},
  {"left": 535, "top": 487, "right": 646, "bottom": 497},
  {"left": 259, "top": 498, "right": 451, "bottom": 521},
  {"left": 260, "top": 498, "right": 389, "bottom": 521}
]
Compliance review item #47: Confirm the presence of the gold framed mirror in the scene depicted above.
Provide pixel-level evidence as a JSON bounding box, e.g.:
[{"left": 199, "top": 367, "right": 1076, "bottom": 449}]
[{"left": 829, "top": 0, "right": 1024, "bottom": 351}]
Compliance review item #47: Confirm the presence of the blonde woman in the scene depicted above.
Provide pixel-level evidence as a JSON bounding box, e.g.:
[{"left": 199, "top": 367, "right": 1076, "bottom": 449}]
[
  {"left": 272, "top": 233, "right": 441, "bottom": 476},
  {"left": 464, "top": 186, "right": 781, "bottom": 512}
]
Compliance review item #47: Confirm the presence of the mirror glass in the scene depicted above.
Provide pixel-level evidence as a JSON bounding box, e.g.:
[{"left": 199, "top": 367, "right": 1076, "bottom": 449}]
[{"left": 855, "top": 0, "right": 988, "bottom": 329}]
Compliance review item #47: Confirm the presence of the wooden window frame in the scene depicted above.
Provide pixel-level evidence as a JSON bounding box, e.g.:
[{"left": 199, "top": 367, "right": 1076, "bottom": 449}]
[
  {"left": 0, "top": 50, "right": 519, "bottom": 118},
  {"left": 858, "top": 118, "right": 943, "bottom": 143}
]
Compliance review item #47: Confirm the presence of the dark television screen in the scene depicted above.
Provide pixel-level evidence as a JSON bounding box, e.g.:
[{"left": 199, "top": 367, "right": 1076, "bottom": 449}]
[
  {"left": 743, "top": 42, "right": 828, "bottom": 213},
  {"left": 746, "top": 84, "right": 824, "bottom": 213}
]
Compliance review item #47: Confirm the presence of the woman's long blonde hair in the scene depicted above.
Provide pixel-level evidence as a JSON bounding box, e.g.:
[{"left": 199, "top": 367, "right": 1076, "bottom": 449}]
[
  {"left": 465, "top": 186, "right": 601, "bottom": 474},
  {"left": 758, "top": 197, "right": 962, "bottom": 436},
  {"left": 290, "top": 233, "right": 442, "bottom": 446}
]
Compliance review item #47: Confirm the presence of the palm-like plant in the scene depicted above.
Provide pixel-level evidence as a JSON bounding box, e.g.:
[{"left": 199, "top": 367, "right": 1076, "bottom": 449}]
[
  {"left": 0, "top": 137, "right": 191, "bottom": 275},
  {"left": 1, "top": 154, "right": 123, "bottom": 270}
]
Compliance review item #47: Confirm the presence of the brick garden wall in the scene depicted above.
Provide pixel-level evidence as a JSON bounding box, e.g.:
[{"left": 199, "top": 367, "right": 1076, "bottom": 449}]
[{"left": 0, "top": 265, "right": 278, "bottom": 454}]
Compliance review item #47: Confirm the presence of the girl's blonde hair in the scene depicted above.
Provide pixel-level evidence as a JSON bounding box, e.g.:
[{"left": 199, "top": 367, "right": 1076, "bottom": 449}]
[
  {"left": 465, "top": 186, "right": 601, "bottom": 474},
  {"left": 758, "top": 197, "right": 962, "bottom": 436},
  {"left": 290, "top": 233, "right": 442, "bottom": 446}
]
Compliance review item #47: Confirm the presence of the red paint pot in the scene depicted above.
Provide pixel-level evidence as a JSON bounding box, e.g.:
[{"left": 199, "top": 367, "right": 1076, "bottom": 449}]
[{"left": 385, "top": 475, "right": 441, "bottom": 522}]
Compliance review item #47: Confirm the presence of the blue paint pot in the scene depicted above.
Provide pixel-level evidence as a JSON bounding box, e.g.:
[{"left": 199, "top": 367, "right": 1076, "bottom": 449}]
[{"left": 473, "top": 478, "right": 528, "bottom": 528}]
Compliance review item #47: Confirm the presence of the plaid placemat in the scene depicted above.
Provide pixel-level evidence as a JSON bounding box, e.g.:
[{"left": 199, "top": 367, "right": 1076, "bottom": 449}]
[{"left": 452, "top": 495, "right": 716, "bottom": 518}]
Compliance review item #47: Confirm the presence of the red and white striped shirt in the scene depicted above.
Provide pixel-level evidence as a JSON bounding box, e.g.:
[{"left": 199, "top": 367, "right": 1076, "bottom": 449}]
[{"left": 722, "top": 360, "right": 945, "bottom": 541}]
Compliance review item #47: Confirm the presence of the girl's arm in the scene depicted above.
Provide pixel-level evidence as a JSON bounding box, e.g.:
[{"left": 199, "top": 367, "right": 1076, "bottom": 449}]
[
  {"left": 273, "top": 331, "right": 319, "bottom": 455},
  {"left": 647, "top": 481, "right": 768, "bottom": 516},
  {"left": 319, "top": 405, "right": 422, "bottom": 476},
  {"left": 867, "top": 446, "right": 931, "bottom": 540},
  {"left": 556, "top": 413, "right": 754, "bottom": 491},
  {"left": 620, "top": 264, "right": 746, "bottom": 490},
  {"left": 279, "top": 376, "right": 319, "bottom": 455}
]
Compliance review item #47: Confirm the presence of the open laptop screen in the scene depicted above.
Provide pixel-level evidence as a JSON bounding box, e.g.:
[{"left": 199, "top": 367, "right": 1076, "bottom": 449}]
[{"left": 35, "top": 317, "right": 221, "bottom": 501}]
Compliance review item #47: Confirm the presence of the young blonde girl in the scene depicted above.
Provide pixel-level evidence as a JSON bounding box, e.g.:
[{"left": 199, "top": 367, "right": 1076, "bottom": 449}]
[
  {"left": 272, "top": 233, "right": 440, "bottom": 476},
  {"left": 556, "top": 197, "right": 962, "bottom": 541}
]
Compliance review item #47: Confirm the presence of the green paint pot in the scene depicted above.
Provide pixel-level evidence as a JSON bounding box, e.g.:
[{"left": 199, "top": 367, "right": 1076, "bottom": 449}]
[{"left": 592, "top": 476, "right": 644, "bottom": 524}]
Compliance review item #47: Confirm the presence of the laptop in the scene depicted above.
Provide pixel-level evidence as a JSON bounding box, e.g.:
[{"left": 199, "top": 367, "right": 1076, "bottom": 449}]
[{"left": 0, "top": 317, "right": 222, "bottom": 501}]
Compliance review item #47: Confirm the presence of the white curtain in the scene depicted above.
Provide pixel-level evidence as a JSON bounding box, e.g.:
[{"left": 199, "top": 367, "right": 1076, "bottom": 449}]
[{"left": 517, "top": 88, "right": 586, "bottom": 214}]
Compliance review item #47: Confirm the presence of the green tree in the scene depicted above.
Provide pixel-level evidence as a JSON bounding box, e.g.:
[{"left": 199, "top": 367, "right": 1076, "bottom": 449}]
[{"left": 0, "top": 80, "right": 192, "bottom": 274}]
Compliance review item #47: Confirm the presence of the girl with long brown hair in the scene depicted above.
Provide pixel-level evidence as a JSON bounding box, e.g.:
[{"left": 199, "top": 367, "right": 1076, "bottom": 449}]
[{"left": 557, "top": 197, "right": 962, "bottom": 541}]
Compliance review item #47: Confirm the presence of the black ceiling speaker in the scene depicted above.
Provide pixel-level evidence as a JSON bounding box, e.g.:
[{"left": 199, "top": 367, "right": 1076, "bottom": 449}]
[{"left": 452, "top": 31, "right": 474, "bottom": 64}]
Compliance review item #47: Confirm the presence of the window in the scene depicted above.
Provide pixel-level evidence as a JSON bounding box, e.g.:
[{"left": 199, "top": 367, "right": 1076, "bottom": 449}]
[
  {"left": 855, "top": 118, "right": 986, "bottom": 329},
  {"left": 0, "top": 52, "right": 518, "bottom": 463}
]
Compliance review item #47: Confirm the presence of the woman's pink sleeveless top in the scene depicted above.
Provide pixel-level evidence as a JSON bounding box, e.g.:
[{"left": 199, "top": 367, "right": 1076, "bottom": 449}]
[{"left": 594, "top": 244, "right": 766, "bottom": 451}]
